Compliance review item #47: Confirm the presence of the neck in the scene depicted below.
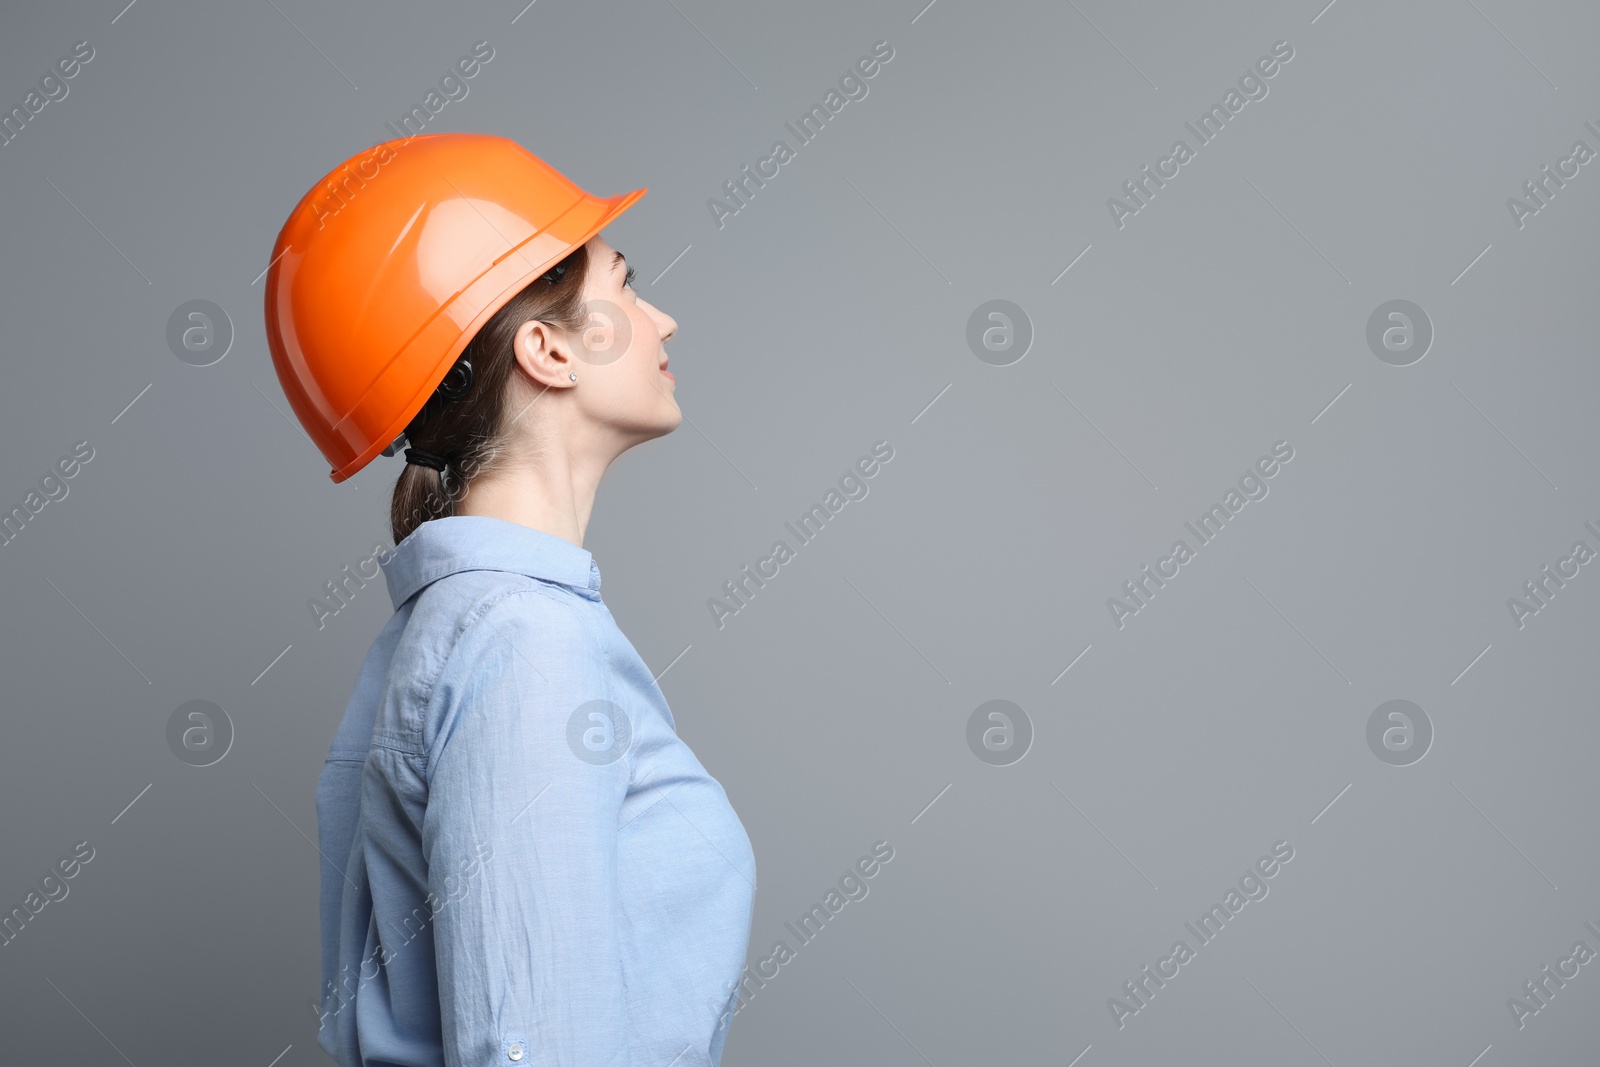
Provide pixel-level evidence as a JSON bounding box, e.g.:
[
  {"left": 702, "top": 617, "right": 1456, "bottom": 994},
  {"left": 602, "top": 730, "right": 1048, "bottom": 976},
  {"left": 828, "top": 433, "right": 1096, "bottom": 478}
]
[{"left": 455, "top": 445, "right": 610, "bottom": 550}]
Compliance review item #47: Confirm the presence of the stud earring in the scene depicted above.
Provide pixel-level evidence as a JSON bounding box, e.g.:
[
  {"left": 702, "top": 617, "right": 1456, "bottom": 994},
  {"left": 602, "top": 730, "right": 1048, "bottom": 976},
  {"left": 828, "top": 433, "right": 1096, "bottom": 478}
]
[{"left": 569, "top": 372, "right": 578, "bottom": 381}]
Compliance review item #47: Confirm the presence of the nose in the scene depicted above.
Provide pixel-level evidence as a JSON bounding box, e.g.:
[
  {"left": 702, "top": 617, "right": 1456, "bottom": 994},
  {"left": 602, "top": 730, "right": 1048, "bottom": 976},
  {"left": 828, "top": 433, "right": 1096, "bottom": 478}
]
[{"left": 641, "top": 297, "right": 676, "bottom": 344}]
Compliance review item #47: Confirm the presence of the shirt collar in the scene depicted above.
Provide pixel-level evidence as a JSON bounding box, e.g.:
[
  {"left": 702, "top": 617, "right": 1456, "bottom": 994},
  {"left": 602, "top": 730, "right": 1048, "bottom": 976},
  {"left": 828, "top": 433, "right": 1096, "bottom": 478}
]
[{"left": 382, "top": 515, "right": 602, "bottom": 611}]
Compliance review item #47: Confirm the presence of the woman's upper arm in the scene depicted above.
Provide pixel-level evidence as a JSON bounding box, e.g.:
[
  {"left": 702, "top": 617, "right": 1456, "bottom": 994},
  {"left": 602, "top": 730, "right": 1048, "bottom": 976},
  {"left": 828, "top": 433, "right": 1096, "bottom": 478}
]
[{"left": 420, "top": 588, "right": 633, "bottom": 1067}]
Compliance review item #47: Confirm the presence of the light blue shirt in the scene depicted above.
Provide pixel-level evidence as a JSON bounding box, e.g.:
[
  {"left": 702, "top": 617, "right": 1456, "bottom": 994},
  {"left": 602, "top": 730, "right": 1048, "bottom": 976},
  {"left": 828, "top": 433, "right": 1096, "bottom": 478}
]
[{"left": 315, "top": 515, "right": 757, "bottom": 1066}]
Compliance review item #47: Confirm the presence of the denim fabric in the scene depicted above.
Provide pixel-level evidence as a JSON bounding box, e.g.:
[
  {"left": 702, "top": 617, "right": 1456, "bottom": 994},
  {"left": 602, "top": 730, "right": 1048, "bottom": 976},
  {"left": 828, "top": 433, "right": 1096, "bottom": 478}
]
[{"left": 315, "top": 515, "right": 756, "bottom": 1066}]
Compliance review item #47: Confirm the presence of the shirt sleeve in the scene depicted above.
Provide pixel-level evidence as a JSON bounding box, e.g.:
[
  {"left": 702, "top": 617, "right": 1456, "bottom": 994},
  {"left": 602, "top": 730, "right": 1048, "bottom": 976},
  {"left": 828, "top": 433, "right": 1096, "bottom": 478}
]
[{"left": 420, "top": 587, "right": 633, "bottom": 1067}]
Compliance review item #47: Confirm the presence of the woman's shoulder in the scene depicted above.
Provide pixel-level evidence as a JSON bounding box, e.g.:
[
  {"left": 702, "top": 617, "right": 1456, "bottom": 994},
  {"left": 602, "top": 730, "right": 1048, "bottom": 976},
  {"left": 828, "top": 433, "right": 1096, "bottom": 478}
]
[
  {"left": 382, "top": 573, "right": 593, "bottom": 701},
  {"left": 411, "top": 571, "right": 595, "bottom": 657},
  {"left": 411, "top": 574, "right": 616, "bottom": 769}
]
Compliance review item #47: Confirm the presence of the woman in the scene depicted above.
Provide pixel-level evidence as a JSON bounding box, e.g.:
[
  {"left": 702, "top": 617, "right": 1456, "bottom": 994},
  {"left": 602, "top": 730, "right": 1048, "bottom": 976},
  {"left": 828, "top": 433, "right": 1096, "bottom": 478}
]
[{"left": 265, "top": 133, "right": 757, "bottom": 1066}]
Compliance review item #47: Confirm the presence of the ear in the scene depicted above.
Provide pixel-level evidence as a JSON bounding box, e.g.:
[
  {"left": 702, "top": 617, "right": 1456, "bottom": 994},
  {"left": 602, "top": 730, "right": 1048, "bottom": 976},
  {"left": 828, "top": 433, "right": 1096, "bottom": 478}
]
[{"left": 511, "top": 319, "right": 577, "bottom": 389}]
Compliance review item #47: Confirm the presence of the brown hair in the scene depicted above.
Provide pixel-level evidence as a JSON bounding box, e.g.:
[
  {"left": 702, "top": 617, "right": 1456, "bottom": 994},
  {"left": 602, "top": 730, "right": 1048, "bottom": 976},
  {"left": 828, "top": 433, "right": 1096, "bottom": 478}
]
[{"left": 388, "top": 246, "right": 591, "bottom": 544}]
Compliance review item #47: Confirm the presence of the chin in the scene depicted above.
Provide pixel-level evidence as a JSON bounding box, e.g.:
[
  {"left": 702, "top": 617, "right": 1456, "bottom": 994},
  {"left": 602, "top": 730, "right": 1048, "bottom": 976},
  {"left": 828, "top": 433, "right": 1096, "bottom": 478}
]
[{"left": 633, "top": 402, "right": 681, "bottom": 441}]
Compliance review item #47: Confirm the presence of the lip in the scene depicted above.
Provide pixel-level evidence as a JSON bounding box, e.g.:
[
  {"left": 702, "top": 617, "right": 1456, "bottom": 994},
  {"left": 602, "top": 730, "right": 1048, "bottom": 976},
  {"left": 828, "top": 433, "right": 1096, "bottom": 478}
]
[{"left": 660, "top": 365, "right": 674, "bottom": 382}]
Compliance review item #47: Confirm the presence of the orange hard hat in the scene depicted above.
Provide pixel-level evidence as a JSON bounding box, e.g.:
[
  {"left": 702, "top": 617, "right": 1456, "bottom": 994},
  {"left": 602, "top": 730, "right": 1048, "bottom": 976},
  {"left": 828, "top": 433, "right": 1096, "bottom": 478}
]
[{"left": 264, "top": 132, "right": 646, "bottom": 483}]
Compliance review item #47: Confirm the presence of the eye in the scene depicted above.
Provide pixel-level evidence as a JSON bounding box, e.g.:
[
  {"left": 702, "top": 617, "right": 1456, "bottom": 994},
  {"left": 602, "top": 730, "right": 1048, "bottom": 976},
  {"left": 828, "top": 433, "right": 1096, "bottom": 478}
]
[{"left": 623, "top": 265, "right": 638, "bottom": 290}]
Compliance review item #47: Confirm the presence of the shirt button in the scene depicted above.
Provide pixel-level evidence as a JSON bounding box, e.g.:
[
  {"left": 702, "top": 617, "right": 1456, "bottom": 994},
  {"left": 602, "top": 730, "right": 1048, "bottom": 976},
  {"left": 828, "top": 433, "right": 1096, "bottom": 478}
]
[{"left": 508, "top": 1043, "right": 524, "bottom": 1061}]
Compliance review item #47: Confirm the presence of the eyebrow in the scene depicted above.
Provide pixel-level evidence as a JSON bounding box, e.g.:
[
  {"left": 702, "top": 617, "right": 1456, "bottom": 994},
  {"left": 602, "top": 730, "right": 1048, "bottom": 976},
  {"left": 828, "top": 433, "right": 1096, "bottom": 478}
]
[{"left": 611, "top": 250, "right": 626, "bottom": 273}]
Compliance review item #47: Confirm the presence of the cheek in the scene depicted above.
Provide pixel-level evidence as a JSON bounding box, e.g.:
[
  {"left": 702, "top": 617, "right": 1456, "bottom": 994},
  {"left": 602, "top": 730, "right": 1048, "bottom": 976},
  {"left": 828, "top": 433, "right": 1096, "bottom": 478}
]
[
  {"left": 626, "top": 305, "right": 656, "bottom": 361},
  {"left": 580, "top": 297, "right": 636, "bottom": 368}
]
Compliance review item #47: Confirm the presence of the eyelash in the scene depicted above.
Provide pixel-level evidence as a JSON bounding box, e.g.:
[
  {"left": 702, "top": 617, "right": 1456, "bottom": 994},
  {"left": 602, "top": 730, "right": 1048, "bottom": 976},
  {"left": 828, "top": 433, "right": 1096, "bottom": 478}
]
[{"left": 623, "top": 266, "right": 638, "bottom": 289}]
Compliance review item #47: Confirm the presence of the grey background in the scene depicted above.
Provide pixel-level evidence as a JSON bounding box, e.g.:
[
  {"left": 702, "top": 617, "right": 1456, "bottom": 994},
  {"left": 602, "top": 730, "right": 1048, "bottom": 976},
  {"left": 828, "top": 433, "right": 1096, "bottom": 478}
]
[{"left": 1, "top": 0, "right": 1596, "bottom": 1063}]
